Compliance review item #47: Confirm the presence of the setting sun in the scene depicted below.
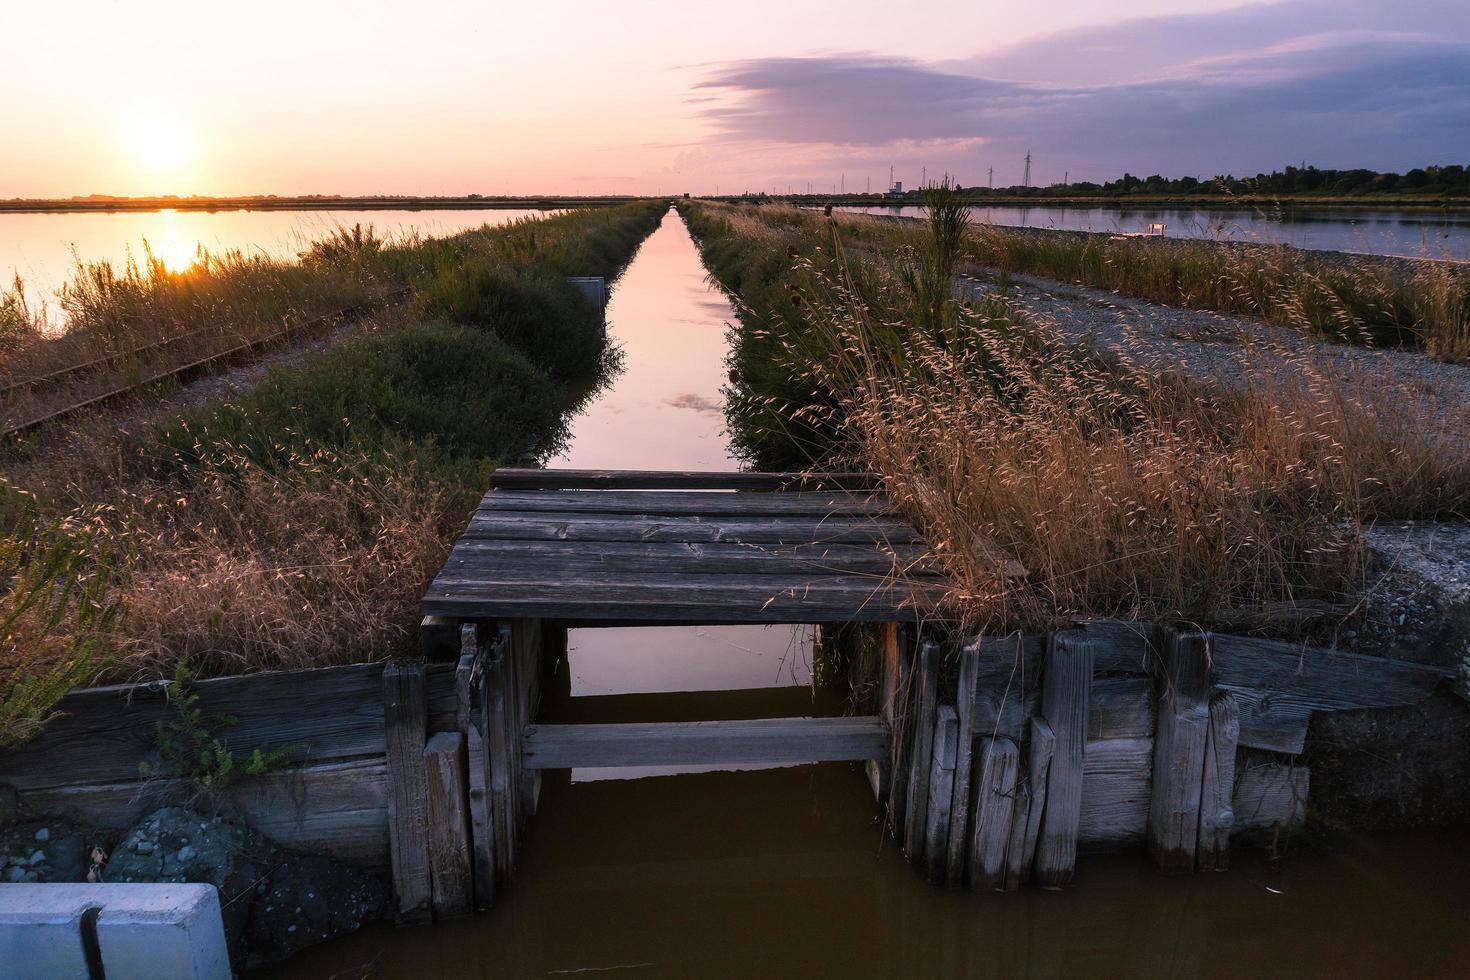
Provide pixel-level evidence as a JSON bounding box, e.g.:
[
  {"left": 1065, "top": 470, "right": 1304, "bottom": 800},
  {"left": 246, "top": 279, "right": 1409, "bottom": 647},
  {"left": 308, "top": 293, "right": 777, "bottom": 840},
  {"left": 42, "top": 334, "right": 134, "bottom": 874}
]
[{"left": 122, "top": 111, "right": 195, "bottom": 173}]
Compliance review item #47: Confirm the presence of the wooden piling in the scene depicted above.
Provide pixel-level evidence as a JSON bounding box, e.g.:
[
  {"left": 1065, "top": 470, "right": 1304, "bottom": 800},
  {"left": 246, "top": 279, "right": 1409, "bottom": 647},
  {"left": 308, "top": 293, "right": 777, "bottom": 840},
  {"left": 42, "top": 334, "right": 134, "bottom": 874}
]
[
  {"left": 1148, "top": 628, "right": 1212, "bottom": 872},
  {"left": 455, "top": 626, "right": 496, "bottom": 908},
  {"left": 970, "top": 736, "right": 1019, "bottom": 891},
  {"left": 1196, "top": 690, "right": 1240, "bottom": 871},
  {"left": 887, "top": 623, "right": 916, "bottom": 840},
  {"left": 383, "top": 660, "right": 432, "bottom": 923},
  {"left": 903, "top": 640, "right": 941, "bottom": 863},
  {"left": 1035, "top": 632, "right": 1093, "bottom": 888},
  {"left": 924, "top": 704, "right": 959, "bottom": 885},
  {"left": 945, "top": 640, "right": 982, "bottom": 884},
  {"left": 486, "top": 626, "right": 517, "bottom": 880},
  {"left": 1003, "top": 717, "right": 1055, "bottom": 891},
  {"left": 424, "top": 732, "right": 474, "bottom": 918}
]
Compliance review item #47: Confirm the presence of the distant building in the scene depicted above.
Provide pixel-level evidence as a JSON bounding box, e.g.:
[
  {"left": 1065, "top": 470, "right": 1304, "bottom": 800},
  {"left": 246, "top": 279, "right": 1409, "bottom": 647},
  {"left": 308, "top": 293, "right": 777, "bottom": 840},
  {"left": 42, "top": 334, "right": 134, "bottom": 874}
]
[{"left": 884, "top": 180, "right": 904, "bottom": 200}]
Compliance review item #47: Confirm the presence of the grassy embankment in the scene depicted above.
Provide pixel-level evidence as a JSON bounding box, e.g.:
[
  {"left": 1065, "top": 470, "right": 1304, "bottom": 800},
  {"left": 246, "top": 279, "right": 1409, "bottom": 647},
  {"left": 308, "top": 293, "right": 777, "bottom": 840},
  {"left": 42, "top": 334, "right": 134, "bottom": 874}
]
[
  {"left": 0, "top": 202, "right": 667, "bottom": 744},
  {"left": 679, "top": 197, "right": 1470, "bottom": 635}
]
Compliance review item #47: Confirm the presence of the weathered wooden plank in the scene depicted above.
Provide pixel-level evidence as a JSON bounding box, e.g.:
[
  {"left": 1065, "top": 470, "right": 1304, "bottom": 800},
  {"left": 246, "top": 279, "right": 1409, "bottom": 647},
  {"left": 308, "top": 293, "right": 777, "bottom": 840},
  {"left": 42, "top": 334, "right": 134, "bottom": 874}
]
[
  {"left": 20, "top": 758, "right": 391, "bottom": 868},
  {"left": 924, "top": 704, "right": 959, "bottom": 885},
  {"left": 1148, "top": 629, "right": 1212, "bottom": 872},
  {"left": 0, "top": 663, "right": 385, "bottom": 791},
  {"left": 1078, "top": 736, "right": 1153, "bottom": 847},
  {"left": 1003, "top": 718, "right": 1054, "bottom": 891},
  {"left": 1211, "top": 634, "right": 1451, "bottom": 709},
  {"left": 460, "top": 511, "right": 923, "bottom": 545},
  {"left": 488, "top": 468, "right": 879, "bottom": 491},
  {"left": 383, "top": 661, "right": 431, "bottom": 924},
  {"left": 903, "top": 641, "right": 942, "bottom": 862},
  {"left": 1233, "top": 760, "right": 1309, "bottom": 836},
  {"left": 521, "top": 717, "right": 889, "bottom": 769},
  {"left": 479, "top": 489, "right": 898, "bottom": 517},
  {"left": 423, "top": 732, "right": 473, "bottom": 919},
  {"left": 444, "top": 539, "right": 932, "bottom": 577},
  {"left": 1070, "top": 619, "right": 1155, "bottom": 675},
  {"left": 970, "top": 674, "right": 1153, "bottom": 743},
  {"left": 1197, "top": 691, "right": 1240, "bottom": 871},
  {"left": 1089, "top": 677, "right": 1156, "bottom": 740},
  {"left": 946, "top": 641, "right": 983, "bottom": 883},
  {"left": 1035, "top": 632, "right": 1093, "bottom": 887},
  {"left": 1231, "top": 693, "right": 1314, "bottom": 755},
  {"left": 970, "top": 737, "right": 1019, "bottom": 891},
  {"left": 424, "top": 576, "right": 943, "bottom": 623}
]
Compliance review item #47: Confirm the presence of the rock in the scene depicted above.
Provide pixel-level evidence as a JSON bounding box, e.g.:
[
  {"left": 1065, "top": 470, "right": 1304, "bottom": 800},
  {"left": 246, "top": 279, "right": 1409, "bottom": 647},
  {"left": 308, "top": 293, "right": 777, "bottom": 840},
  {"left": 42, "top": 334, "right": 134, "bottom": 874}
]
[
  {"left": 245, "top": 853, "right": 388, "bottom": 966},
  {"left": 105, "top": 806, "right": 266, "bottom": 963},
  {"left": 1359, "top": 522, "right": 1470, "bottom": 701},
  {"left": 0, "top": 818, "right": 90, "bottom": 882},
  {"left": 5, "top": 866, "right": 24, "bottom": 883}
]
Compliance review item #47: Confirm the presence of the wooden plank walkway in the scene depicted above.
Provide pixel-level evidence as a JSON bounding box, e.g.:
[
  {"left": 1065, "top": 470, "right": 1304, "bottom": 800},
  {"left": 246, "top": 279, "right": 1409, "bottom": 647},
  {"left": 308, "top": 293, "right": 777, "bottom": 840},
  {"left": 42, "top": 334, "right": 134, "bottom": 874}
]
[{"left": 423, "top": 468, "right": 945, "bottom": 623}]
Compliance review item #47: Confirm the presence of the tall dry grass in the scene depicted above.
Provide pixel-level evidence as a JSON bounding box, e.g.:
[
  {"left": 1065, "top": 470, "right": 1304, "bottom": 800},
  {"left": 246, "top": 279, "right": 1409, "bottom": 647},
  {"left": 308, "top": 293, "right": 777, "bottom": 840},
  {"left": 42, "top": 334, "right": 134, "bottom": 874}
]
[{"left": 689, "top": 196, "right": 1470, "bottom": 632}]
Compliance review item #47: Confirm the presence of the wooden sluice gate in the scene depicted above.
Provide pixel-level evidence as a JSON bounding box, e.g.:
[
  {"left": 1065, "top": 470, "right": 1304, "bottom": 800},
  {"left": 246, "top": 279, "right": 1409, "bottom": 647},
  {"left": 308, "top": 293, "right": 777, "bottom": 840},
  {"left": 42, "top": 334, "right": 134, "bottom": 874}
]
[{"left": 382, "top": 467, "right": 1454, "bottom": 923}]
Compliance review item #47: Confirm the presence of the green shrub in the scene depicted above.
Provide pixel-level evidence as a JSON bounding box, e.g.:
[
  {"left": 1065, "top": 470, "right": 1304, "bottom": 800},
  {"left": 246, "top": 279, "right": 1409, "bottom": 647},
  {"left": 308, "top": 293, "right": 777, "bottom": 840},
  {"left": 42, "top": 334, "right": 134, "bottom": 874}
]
[{"left": 417, "top": 265, "right": 605, "bottom": 381}]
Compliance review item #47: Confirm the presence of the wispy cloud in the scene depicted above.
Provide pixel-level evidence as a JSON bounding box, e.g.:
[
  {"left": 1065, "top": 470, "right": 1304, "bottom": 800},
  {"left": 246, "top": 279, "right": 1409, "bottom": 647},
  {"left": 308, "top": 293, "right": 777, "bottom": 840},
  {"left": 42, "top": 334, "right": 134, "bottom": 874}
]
[{"left": 693, "top": 1, "right": 1470, "bottom": 181}]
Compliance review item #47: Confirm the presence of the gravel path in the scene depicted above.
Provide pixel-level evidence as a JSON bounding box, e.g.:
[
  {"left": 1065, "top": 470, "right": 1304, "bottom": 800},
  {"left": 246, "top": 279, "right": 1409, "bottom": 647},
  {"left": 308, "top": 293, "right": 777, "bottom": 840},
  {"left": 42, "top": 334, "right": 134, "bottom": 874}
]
[{"left": 958, "top": 267, "right": 1470, "bottom": 437}]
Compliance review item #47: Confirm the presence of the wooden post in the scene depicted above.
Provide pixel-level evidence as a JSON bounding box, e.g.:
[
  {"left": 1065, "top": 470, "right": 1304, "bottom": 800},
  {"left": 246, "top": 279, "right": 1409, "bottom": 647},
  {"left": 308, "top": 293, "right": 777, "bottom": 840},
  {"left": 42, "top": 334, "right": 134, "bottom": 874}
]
[
  {"left": 383, "top": 660, "right": 431, "bottom": 923},
  {"left": 424, "top": 732, "right": 474, "bottom": 919},
  {"left": 455, "top": 626, "right": 495, "bottom": 908},
  {"left": 486, "top": 625, "right": 517, "bottom": 880},
  {"left": 969, "top": 736, "right": 1019, "bottom": 891},
  {"left": 924, "top": 704, "right": 959, "bottom": 885},
  {"left": 945, "top": 640, "right": 982, "bottom": 884},
  {"left": 1035, "top": 632, "right": 1093, "bottom": 888},
  {"left": 870, "top": 623, "right": 901, "bottom": 806},
  {"left": 903, "top": 640, "right": 941, "bottom": 863},
  {"left": 888, "top": 623, "right": 916, "bottom": 840},
  {"left": 1148, "top": 628, "right": 1212, "bottom": 873},
  {"left": 1196, "top": 690, "right": 1239, "bottom": 871},
  {"left": 1004, "top": 717, "right": 1055, "bottom": 891}
]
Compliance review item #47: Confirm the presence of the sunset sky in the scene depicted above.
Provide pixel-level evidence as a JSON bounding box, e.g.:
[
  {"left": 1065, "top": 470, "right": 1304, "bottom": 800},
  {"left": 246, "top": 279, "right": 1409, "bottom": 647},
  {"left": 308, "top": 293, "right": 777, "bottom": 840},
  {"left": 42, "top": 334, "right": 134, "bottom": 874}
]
[{"left": 4, "top": 0, "right": 1467, "bottom": 198}]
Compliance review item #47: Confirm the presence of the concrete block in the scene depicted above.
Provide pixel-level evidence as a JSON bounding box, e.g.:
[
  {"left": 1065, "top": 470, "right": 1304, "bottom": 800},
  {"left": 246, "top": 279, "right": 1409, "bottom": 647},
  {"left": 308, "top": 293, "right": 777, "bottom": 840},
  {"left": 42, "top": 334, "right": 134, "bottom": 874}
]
[
  {"left": 0, "top": 883, "right": 230, "bottom": 979},
  {"left": 0, "top": 885, "right": 90, "bottom": 979}
]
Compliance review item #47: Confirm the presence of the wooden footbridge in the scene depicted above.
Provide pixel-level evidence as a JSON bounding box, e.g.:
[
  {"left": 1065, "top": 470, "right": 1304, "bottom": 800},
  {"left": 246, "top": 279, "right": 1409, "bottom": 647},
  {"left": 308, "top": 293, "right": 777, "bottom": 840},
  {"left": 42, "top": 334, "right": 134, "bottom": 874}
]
[{"left": 378, "top": 467, "right": 1454, "bottom": 925}]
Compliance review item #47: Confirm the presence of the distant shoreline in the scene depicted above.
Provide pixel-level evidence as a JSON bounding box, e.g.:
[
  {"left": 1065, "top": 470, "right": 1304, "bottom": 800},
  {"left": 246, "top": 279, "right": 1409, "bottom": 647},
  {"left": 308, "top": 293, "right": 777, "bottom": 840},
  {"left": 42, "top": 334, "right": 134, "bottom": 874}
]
[
  {"left": 0, "top": 196, "right": 642, "bottom": 215},
  {"left": 735, "top": 194, "right": 1470, "bottom": 212}
]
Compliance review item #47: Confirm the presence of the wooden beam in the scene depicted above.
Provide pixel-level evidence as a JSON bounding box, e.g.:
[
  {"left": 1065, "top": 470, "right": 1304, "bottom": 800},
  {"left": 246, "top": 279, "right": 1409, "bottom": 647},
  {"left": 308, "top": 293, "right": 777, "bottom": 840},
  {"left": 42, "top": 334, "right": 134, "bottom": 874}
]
[
  {"left": 1148, "top": 628, "right": 1212, "bottom": 873},
  {"left": 521, "top": 717, "right": 889, "bottom": 770},
  {"left": 924, "top": 704, "right": 959, "bottom": 885},
  {"left": 488, "top": 468, "right": 880, "bottom": 491},
  {"left": 423, "top": 732, "right": 473, "bottom": 919},
  {"left": 479, "top": 489, "right": 897, "bottom": 517},
  {"left": 1035, "top": 632, "right": 1093, "bottom": 888},
  {"left": 383, "top": 661, "right": 431, "bottom": 924},
  {"left": 1004, "top": 718, "right": 1054, "bottom": 891},
  {"left": 1197, "top": 691, "right": 1240, "bottom": 871},
  {"left": 903, "top": 640, "right": 942, "bottom": 862},
  {"left": 970, "top": 737, "right": 1020, "bottom": 891}
]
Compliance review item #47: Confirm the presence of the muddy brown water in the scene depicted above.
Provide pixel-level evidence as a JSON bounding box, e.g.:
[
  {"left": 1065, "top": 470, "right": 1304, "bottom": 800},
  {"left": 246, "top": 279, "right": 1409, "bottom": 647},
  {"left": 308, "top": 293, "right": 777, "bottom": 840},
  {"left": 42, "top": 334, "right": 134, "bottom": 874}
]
[{"left": 257, "top": 210, "right": 1470, "bottom": 979}]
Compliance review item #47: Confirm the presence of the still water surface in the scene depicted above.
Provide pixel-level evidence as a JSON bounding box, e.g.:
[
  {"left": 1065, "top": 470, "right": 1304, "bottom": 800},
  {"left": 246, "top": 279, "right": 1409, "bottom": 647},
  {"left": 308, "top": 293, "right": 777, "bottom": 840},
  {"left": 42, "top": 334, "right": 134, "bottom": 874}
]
[
  {"left": 258, "top": 210, "right": 1470, "bottom": 979},
  {"left": 0, "top": 208, "right": 553, "bottom": 319},
  {"left": 838, "top": 205, "right": 1470, "bottom": 259}
]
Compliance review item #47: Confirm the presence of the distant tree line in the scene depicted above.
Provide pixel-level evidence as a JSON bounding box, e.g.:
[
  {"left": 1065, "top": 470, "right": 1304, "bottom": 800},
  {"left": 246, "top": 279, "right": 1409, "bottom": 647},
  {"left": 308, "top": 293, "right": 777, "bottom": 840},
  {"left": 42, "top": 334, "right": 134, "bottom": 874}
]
[{"left": 731, "top": 164, "right": 1470, "bottom": 203}]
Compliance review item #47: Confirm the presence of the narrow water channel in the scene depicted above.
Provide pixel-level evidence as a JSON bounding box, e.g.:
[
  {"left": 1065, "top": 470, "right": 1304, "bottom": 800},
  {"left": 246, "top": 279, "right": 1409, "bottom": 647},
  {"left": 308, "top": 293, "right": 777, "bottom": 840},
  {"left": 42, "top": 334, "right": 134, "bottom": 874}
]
[{"left": 261, "top": 210, "right": 1470, "bottom": 979}]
